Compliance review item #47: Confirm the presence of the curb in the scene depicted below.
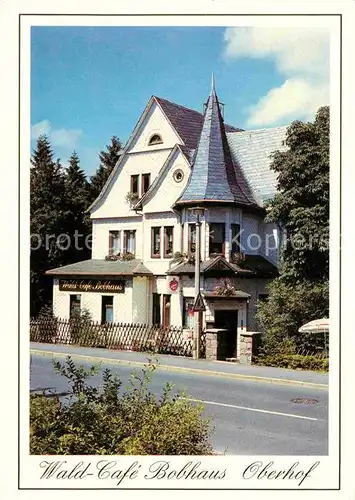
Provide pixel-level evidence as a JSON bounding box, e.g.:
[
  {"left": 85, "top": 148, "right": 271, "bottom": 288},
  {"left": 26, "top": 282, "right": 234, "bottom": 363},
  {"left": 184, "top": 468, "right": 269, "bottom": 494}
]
[{"left": 30, "top": 349, "right": 328, "bottom": 390}]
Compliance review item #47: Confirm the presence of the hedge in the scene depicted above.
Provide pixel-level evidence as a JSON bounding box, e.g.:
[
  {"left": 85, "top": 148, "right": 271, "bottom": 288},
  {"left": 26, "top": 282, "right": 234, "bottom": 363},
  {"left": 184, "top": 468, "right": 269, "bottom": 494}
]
[{"left": 253, "top": 353, "right": 328, "bottom": 372}]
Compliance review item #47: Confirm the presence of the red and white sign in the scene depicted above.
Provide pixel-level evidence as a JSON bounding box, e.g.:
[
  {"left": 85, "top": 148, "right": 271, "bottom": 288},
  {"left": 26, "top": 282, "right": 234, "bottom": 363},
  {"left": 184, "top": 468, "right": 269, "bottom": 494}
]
[{"left": 167, "top": 276, "right": 180, "bottom": 293}]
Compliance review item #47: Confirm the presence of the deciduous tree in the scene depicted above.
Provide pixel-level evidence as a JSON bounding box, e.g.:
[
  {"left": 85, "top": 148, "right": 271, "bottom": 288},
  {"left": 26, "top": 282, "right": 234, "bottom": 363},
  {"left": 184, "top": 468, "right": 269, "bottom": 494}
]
[
  {"left": 257, "top": 107, "right": 329, "bottom": 353},
  {"left": 266, "top": 106, "right": 329, "bottom": 282}
]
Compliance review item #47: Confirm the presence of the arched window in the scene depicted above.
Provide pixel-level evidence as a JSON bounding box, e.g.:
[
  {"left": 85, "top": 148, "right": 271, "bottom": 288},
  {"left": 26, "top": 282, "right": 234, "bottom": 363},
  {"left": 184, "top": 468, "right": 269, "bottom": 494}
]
[{"left": 148, "top": 134, "right": 163, "bottom": 146}]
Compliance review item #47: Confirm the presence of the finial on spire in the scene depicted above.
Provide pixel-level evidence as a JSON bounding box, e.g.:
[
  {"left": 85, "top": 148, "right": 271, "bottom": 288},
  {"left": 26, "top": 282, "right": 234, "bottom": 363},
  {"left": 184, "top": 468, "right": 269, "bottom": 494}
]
[{"left": 211, "top": 72, "right": 216, "bottom": 95}]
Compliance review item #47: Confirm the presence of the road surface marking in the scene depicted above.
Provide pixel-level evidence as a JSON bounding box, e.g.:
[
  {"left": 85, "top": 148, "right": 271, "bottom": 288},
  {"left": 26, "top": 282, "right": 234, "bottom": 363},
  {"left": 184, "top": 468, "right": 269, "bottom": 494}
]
[{"left": 188, "top": 398, "right": 319, "bottom": 421}]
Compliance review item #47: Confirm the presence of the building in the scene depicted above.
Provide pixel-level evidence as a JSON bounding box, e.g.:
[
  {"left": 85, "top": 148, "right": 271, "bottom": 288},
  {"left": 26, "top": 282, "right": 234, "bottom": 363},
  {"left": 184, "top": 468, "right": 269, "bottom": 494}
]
[{"left": 47, "top": 78, "right": 288, "bottom": 359}]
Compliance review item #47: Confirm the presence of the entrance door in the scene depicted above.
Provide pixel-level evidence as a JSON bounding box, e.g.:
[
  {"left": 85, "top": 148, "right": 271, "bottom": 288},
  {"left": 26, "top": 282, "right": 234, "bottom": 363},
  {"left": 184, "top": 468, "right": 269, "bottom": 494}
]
[{"left": 214, "top": 309, "right": 238, "bottom": 359}]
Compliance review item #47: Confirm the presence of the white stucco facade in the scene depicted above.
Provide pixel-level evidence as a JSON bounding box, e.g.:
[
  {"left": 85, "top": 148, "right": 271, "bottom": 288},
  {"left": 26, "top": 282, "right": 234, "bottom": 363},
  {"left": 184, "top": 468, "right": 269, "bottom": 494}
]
[{"left": 48, "top": 92, "right": 284, "bottom": 360}]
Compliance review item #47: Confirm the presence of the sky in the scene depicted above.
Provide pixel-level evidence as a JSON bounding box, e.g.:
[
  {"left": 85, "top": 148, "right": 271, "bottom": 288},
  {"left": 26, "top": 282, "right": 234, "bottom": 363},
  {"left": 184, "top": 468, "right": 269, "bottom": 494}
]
[{"left": 31, "top": 26, "right": 329, "bottom": 177}]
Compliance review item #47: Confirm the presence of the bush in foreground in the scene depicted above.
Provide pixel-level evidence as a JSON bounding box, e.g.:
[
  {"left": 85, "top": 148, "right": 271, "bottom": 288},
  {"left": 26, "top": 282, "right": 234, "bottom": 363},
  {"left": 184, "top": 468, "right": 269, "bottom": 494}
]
[{"left": 30, "top": 356, "right": 213, "bottom": 455}]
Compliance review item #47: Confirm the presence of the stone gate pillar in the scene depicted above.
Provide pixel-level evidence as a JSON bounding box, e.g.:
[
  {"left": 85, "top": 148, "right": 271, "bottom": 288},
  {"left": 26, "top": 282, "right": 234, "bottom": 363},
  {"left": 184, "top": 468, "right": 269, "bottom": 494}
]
[
  {"left": 239, "top": 331, "right": 261, "bottom": 364},
  {"left": 205, "top": 328, "right": 228, "bottom": 360}
]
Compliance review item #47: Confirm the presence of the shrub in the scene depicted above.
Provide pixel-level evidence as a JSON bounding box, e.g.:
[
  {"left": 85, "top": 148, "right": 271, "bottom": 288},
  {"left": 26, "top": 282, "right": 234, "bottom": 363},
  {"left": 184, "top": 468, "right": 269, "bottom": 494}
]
[
  {"left": 69, "top": 308, "right": 98, "bottom": 346},
  {"left": 30, "top": 356, "right": 213, "bottom": 455},
  {"left": 31, "top": 303, "right": 57, "bottom": 343},
  {"left": 253, "top": 353, "right": 328, "bottom": 372},
  {"left": 256, "top": 279, "right": 329, "bottom": 355}
]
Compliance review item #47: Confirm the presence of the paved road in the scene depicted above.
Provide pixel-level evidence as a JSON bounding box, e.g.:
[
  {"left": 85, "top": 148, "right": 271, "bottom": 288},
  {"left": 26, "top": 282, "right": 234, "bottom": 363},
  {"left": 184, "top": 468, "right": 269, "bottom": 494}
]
[
  {"left": 30, "top": 353, "right": 328, "bottom": 455},
  {"left": 30, "top": 342, "right": 329, "bottom": 386}
]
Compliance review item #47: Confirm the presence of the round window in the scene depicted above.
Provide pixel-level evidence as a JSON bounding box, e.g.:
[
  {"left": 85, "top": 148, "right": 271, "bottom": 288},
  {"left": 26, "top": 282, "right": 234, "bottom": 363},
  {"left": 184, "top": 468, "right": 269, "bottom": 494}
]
[{"left": 173, "top": 169, "right": 184, "bottom": 183}]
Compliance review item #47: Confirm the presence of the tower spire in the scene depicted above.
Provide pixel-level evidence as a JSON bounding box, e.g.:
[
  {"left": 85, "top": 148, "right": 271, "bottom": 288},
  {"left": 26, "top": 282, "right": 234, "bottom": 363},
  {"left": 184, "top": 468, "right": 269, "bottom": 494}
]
[
  {"left": 210, "top": 72, "right": 216, "bottom": 95},
  {"left": 175, "top": 77, "right": 253, "bottom": 207}
]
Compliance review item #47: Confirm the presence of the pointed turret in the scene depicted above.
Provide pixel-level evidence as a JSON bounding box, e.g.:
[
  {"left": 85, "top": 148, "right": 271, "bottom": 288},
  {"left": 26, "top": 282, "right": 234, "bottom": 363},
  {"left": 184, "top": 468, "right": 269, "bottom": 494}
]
[
  {"left": 211, "top": 72, "right": 215, "bottom": 94},
  {"left": 175, "top": 77, "right": 253, "bottom": 207}
]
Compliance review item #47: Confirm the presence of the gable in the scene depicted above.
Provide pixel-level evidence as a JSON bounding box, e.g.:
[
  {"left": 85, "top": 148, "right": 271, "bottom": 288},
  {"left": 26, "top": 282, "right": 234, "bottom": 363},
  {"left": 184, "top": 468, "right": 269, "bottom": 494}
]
[
  {"left": 90, "top": 149, "right": 171, "bottom": 219},
  {"left": 141, "top": 147, "right": 191, "bottom": 214},
  {"left": 204, "top": 256, "right": 236, "bottom": 273},
  {"left": 127, "top": 100, "right": 183, "bottom": 154}
]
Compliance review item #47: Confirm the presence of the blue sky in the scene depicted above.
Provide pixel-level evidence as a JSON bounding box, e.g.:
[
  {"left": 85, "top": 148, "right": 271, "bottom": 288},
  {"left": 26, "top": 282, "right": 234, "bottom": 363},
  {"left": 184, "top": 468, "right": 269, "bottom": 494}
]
[{"left": 31, "top": 26, "right": 329, "bottom": 177}]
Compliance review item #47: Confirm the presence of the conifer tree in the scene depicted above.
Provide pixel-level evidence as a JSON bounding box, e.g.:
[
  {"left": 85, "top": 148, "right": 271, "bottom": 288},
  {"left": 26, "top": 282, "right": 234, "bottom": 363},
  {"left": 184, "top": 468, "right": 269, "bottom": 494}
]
[
  {"left": 89, "top": 135, "right": 123, "bottom": 202},
  {"left": 30, "top": 135, "right": 67, "bottom": 316},
  {"left": 63, "top": 151, "right": 91, "bottom": 263}
]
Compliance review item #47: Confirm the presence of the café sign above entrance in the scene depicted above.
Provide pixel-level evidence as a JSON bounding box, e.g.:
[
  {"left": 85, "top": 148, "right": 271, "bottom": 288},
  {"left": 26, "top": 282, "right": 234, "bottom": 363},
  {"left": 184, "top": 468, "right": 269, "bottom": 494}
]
[{"left": 59, "top": 279, "right": 125, "bottom": 293}]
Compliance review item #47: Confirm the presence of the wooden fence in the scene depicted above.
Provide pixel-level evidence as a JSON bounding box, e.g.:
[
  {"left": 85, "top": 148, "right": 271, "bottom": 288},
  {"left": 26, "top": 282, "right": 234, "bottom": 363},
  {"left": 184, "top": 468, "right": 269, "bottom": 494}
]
[{"left": 30, "top": 317, "right": 206, "bottom": 358}]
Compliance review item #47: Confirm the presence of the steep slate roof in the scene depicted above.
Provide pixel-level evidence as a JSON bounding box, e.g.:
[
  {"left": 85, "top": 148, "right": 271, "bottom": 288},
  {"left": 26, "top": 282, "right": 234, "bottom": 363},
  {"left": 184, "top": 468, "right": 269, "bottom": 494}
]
[
  {"left": 155, "top": 95, "right": 241, "bottom": 150},
  {"left": 175, "top": 80, "right": 257, "bottom": 207},
  {"left": 227, "top": 126, "right": 288, "bottom": 205},
  {"left": 46, "top": 259, "right": 153, "bottom": 277}
]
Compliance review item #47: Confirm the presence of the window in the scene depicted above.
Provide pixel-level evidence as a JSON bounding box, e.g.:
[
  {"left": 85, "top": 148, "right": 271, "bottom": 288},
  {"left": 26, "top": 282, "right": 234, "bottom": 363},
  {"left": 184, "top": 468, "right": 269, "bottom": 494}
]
[
  {"left": 148, "top": 134, "right": 163, "bottom": 146},
  {"left": 69, "top": 294, "right": 81, "bottom": 318},
  {"left": 151, "top": 227, "right": 161, "bottom": 258},
  {"left": 101, "top": 296, "right": 114, "bottom": 324},
  {"left": 142, "top": 173, "right": 150, "bottom": 195},
  {"left": 231, "top": 224, "right": 241, "bottom": 254},
  {"left": 183, "top": 297, "right": 195, "bottom": 329},
  {"left": 173, "top": 169, "right": 184, "bottom": 183},
  {"left": 109, "top": 231, "right": 121, "bottom": 255},
  {"left": 123, "top": 230, "right": 136, "bottom": 255},
  {"left": 164, "top": 226, "right": 174, "bottom": 258},
  {"left": 130, "top": 175, "right": 139, "bottom": 195},
  {"left": 162, "top": 294, "right": 171, "bottom": 327},
  {"left": 209, "top": 223, "right": 225, "bottom": 255},
  {"left": 188, "top": 223, "right": 196, "bottom": 253},
  {"left": 152, "top": 293, "right": 161, "bottom": 324}
]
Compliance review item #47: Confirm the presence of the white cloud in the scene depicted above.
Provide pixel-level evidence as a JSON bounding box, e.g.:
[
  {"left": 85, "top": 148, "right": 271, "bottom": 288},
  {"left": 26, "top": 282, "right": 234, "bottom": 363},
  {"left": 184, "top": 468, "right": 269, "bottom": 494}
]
[
  {"left": 50, "top": 128, "right": 83, "bottom": 148},
  {"left": 31, "top": 120, "right": 83, "bottom": 149},
  {"left": 31, "top": 119, "right": 51, "bottom": 140},
  {"left": 247, "top": 78, "right": 329, "bottom": 127},
  {"left": 223, "top": 27, "right": 329, "bottom": 126}
]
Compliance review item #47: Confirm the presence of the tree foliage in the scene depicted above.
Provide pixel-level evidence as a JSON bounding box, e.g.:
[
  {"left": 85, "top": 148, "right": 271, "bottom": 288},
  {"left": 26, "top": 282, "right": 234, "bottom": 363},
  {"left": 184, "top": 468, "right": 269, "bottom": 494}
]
[
  {"left": 65, "top": 151, "right": 89, "bottom": 216},
  {"left": 256, "top": 279, "right": 328, "bottom": 352},
  {"left": 30, "top": 136, "right": 67, "bottom": 316},
  {"left": 63, "top": 151, "right": 91, "bottom": 263},
  {"left": 30, "top": 357, "right": 213, "bottom": 455},
  {"left": 89, "top": 135, "right": 123, "bottom": 202},
  {"left": 30, "top": 135, "right": 123, "bottom": 315},
  {"left": 256, "top": 107, "right": 330, "bottom": 355},
  {"left": 266, "top": 106, "right": 329, "bottom": 282}
]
